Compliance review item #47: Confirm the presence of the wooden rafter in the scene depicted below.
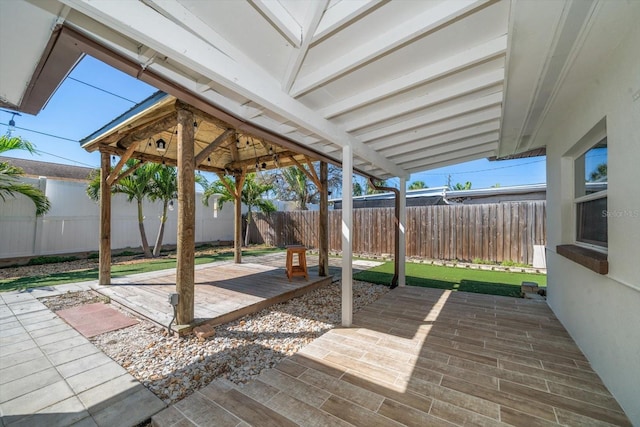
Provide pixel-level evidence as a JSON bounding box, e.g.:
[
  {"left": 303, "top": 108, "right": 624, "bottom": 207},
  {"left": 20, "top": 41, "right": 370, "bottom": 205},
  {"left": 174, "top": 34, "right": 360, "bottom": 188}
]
[
  {"left": 116, "top": 112, "right": 177, "bottom": 149},
  {"left": 195, "top": 129, "right": 234, "bottom": 166},
  {"left": 99, "top": 145, "right": 225, "bottom": 173},
  {"left": 226, "top": 150, "right": 298, "bottom": 170}
]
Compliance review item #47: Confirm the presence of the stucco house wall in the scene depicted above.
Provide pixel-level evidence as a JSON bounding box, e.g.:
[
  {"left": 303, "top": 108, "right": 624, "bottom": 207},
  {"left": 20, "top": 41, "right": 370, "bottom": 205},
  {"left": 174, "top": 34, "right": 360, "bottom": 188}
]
[{"left": 541, "top": 8, "right": 639, "bottom": 424}]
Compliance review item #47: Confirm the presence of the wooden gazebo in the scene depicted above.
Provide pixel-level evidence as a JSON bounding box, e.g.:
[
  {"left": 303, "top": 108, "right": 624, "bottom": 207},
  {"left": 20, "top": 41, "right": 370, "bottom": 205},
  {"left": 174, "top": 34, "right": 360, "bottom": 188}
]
[{"left": 81, "top": 92, "right": 334, "bottom": 326}]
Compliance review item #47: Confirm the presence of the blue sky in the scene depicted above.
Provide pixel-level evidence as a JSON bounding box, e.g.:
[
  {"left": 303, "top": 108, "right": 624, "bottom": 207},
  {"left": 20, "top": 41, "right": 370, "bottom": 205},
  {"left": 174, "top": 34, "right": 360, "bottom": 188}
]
[{"left": 1, "top": 56, "right": 546, "bottom": 190}]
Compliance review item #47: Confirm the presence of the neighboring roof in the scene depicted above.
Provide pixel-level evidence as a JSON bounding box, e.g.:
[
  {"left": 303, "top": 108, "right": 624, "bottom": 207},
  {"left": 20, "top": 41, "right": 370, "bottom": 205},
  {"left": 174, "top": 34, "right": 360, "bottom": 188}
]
[
  {"left": 329, "top": 184, "right": 547, "bottom": 203},
  {"left": 0, "top": 156, "right": 93, "bottom": 181}
]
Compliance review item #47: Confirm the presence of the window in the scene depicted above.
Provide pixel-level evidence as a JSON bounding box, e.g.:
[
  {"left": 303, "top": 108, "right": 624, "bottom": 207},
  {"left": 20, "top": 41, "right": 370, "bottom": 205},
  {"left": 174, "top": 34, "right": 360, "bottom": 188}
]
[{"left": 574, "top": 138, "right": 607, "bottom": 249}]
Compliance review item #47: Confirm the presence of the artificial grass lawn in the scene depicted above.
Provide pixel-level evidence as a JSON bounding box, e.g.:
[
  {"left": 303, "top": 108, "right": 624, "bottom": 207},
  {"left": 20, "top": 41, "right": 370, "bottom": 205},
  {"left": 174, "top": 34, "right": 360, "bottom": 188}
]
[
  {"left": 0, "top": 247, "right": 282, "bottom": 293},
  {"left": 354, "top": 262, "right": 547, "bottom": 298}
]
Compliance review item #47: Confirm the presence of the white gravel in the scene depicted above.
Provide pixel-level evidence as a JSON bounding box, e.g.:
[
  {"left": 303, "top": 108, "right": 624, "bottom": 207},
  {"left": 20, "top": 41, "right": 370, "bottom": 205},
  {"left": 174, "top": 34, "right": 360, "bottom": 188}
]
[{"left": 88, "top": 280, "right": 388, "bottom": 404}]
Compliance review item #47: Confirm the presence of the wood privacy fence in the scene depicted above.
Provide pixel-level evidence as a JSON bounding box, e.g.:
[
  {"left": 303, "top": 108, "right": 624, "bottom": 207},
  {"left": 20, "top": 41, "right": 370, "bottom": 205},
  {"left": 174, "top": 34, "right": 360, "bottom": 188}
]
[{"left": 248, "top": 201, "right": 546, "bottom": 264}]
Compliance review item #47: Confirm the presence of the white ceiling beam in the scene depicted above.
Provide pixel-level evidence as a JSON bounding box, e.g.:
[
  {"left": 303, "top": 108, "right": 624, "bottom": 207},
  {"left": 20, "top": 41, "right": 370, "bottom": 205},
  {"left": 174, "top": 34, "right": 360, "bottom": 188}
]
[
  {"left": 144, "top": 0, "right": 257, "bottom": 67},
  {"left": 389, "top": 133, "right": 499, "bottom": 163},
  {"left": 282, "top": 1, "right": 328, "bottom": 92},
  {"left": 368, "top": 106, "right": 501, "bottom": 150},
  {"left": 320, "top": 34, "right": 507, "bottom": 119},
  {"left": 358, "top": 92, "right": 503, "bottom": 142},
  {"left": 312, "top": 0, "right": 385, "bottom": 43},
  {"left": 344, "top": 68, "right": 504, "bottom": 132},
  {"left": 401, "top": 143, "right": 498, "bottom": 170},
  {"left": 291, "top": 0, "right": 492, "bottom": 97},
  {"left": 381, "top": 123, "right": 500, "bottom": 158},
  {"left": 406, "top": 150, "right": 498, "bottom": 174},
  {"left": 250, "top": 0, "right": 302, "bottom": 48},
  {"left": 62, "top": 0, "right": 406, "bottom": 177}
]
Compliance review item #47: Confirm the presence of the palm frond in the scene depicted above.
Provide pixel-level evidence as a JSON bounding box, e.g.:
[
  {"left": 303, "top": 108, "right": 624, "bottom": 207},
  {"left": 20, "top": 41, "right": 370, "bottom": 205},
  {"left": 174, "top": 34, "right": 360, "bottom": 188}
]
[{"left": 0, "top": 135, "right": 37, "bottom": 155}]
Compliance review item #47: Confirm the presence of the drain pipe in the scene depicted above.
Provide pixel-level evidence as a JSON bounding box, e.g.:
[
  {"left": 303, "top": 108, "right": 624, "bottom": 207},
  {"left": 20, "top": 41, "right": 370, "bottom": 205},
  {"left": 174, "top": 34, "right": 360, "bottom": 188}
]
[{"left": 368, "top": 179, "right": 400, "bottom": 289}]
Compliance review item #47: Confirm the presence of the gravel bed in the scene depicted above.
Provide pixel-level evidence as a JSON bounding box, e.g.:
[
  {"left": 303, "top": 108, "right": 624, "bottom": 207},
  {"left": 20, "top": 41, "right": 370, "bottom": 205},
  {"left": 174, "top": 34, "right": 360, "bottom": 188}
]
[{"left": 41, "top": 281, "right": 388, "bottom": 405}]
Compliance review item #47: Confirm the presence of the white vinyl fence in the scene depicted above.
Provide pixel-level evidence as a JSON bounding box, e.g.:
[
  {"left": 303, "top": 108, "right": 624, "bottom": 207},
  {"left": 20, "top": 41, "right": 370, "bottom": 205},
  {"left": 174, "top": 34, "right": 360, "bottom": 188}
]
[{"left": 0, "top": 177, "right": 237, "bottom": 259}]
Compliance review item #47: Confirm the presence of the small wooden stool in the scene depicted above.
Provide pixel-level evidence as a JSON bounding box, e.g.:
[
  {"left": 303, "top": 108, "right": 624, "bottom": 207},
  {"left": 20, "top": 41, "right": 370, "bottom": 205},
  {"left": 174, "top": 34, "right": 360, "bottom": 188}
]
[{"left": 286, "top": 245, "right": 308, "bottom": 281}]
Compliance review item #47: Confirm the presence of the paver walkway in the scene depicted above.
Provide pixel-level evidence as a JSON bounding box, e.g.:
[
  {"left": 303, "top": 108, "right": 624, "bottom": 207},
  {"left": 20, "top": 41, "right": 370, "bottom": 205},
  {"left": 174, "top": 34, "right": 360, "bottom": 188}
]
[{"left": 0, "top": 289, "right": 165, "bottom": 427}]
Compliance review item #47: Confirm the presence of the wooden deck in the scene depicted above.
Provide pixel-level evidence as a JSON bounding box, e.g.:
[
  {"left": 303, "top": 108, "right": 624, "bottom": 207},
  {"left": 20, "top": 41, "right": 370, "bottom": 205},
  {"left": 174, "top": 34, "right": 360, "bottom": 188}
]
[
  {"left": 153, "top": 286, "right": 631, "bottom": 426},
  {"left": 92, "top": 253, "right": 332, "bottom": 332}
]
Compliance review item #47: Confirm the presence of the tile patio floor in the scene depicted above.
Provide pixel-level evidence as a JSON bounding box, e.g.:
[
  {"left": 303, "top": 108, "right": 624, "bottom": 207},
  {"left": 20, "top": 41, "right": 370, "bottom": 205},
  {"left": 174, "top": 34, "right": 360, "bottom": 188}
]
[
  {"left": 0, "top": 291, "right": 165, "bottom": 426},
  {"left": 153, "top": 286, "right": 631, "bottom": 426}
]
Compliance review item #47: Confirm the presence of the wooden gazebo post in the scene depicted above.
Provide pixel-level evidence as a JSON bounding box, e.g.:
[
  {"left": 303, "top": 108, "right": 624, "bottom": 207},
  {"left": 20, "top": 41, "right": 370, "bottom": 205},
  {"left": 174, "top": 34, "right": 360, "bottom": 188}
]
[
  {"left": 319, "top": 161, "right": 329, "bottom": 276},
  {"left": 176, "top": 105, "right": 195, "bottom": 324},
  {"left": 99, "top": 151, "right": 111, "bottom": 285},
  {"left": 233, "top": 170, "right": 246, "bottom": 263}
]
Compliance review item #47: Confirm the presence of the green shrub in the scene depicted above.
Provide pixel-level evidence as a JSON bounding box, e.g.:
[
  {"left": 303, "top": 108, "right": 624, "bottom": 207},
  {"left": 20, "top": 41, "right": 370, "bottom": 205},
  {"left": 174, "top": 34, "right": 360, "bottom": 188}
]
[
  {"left": 114, "top": 250, "right": 137, "bottom": 257},
  {"left": 472, "top": 258, "right": 497, "bottom": 265},
  {"left": 88, "top": 252, "right": 99, "bottom": 259},
  {"left": 27, "top": 256, "right": 79, "bottom": 266},
  {"left": 500, "top": 260, "right": 531, "bottom": 268}
]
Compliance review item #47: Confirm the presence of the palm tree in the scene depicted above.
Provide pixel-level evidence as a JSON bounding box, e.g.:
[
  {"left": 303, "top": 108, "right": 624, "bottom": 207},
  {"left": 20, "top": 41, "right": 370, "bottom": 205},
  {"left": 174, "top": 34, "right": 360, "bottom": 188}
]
[
  {"left": 202, "top": 173, "right": 275, "bottom": 246},
  {"left": 87, "top": 160, "right": 156, "bottom": 258},
  {"left": 408, "top": 180, "right": 427, "bottom": 190},
  {"left": 0, "top": 135, "right": 50, "bottom": 215},
  {"left": 149, "top": 165, "right": 177, "bottom": 257},
  {"left": 589, "top": 163, "right": 607, "bottom": 182},
  {"left": 453, "top": 181, "right": 472, "bottom": 190},
  {"left": 281, "top": 166, "right": 312, "bottom": 210}
]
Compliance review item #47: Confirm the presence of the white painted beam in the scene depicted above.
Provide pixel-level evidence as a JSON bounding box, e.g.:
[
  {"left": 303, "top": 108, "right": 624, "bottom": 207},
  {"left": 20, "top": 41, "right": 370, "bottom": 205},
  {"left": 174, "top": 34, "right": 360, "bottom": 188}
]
[
  {"left": 320, "top": 35, "right": 507, "bottom": 119},
  {"left": 312, "top": 0, "right": 384, "bottom": 43},
  {"left": 406, "top": 150, "right": 498, "bottom": 174},
  {"left": 250, "top": 0, "right": 302, "bottom": 47},
  {"left": 146, "top": 0, "right": 256, "bottom": 66},
  {"left": 390, "top": 133, "right": 499, "bottom": 163},
  {"left": 398, "top": 176, "right": 406, "bottom": 287},
  {"left": 62, "top": 0, "right": 407, "bottom": 178},
  {"left": 368, "top": 106, "right": 502, "bottom": 150},
  {"left": 400, "top": 142, "right": 498, "bottom": 170},
  {"left": 282, "top": 1, "right": 328, "bottom": 92},
  {"left": 344, "top": 69, "right": 504, "bottom": 132},
  {"left": 341, "top": 144, "right": 353, "bottom": 327},
  {"left": 380, "top": 123, "right": 500, "bottom": 158},
  {"left": 358, "top": 92, "right": 503, "bottom": 143},
  {"left": 292, "top": 0, "right": 490, "bottom": 97}
]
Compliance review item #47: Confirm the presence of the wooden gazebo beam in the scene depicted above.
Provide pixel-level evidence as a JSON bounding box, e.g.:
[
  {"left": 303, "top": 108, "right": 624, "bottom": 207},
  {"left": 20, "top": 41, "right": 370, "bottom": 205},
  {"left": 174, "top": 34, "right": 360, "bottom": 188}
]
[
  {"left": 194, "top": 129, "right": 234, "bottom": 166},
  {"left": 116, "top": 112, "right": 177, "bottom": 149}
]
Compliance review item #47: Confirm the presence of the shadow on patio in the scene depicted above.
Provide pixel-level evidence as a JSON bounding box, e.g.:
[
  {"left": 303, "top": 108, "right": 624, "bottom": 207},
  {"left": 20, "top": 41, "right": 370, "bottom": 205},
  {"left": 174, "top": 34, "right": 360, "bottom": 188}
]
[{"left": 153, "top": 286, "right": 632, "bottom": 426}]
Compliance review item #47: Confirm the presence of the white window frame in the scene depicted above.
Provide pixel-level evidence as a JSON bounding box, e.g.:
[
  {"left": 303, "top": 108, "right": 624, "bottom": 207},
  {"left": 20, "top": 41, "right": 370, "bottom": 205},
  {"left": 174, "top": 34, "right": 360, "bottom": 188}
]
[{"left": 573, "top": 135, "right": 607, "bottom": 254}]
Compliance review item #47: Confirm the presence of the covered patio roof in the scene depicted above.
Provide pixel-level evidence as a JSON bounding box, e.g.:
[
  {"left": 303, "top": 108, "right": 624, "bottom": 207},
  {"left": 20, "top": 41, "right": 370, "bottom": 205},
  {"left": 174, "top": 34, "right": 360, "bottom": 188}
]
[{"left": 1, "top": 0, "right": 606, "bottom": 179}]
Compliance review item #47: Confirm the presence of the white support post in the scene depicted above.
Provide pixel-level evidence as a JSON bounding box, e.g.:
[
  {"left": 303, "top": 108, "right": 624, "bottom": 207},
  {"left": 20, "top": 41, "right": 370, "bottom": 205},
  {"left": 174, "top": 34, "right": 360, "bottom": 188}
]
[
  {"left": 341, "top": 144, "right": 353, "bottom": 327},
  {"left": 399, "top": 177, "right": 407, "bottom": 287}
]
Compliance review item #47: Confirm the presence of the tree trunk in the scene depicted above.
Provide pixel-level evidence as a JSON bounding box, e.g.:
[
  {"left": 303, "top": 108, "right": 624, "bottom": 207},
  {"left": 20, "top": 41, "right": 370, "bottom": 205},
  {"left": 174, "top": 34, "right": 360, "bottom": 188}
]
[
  {"left": 153, "top": 200, "right": 168, "bottom": 257},
  {"left": 137, "top": 199, "right": 153, "bottom": 258},
  {"left": 244, "top": 208, "right": 252, "bottom": 246}
]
